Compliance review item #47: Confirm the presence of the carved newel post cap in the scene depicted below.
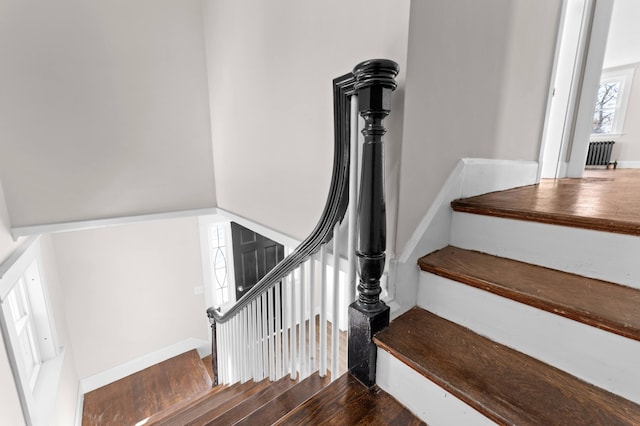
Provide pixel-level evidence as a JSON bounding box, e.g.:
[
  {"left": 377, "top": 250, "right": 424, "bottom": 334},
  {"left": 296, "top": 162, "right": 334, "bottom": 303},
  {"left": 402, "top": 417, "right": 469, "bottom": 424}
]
[{"left": 353, "top": 59, "right": 399, "bottom": 90}]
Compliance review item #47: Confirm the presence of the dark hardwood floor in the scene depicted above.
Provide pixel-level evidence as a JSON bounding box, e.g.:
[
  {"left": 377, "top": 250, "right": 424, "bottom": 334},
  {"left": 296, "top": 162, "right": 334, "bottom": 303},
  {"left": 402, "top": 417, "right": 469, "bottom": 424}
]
[
  {"left": 82, "top": 350, "right": 212, "bottom": 426},
  {"left": 452, "top": 169, "right": 640, "bottom": 236}
]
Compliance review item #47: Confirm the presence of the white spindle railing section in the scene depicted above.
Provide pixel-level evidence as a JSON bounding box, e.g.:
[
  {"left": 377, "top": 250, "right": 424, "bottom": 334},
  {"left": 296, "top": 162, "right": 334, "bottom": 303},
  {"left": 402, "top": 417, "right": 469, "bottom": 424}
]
[{"left": 214, "top": 218, "right": 355, "bottom": 385}]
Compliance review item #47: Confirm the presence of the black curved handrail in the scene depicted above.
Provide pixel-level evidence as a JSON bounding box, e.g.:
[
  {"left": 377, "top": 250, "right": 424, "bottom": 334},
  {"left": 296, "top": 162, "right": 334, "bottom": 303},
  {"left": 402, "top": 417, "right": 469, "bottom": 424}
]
[{"left": 207, "top": 71, "right": 356, "bottom": 324}]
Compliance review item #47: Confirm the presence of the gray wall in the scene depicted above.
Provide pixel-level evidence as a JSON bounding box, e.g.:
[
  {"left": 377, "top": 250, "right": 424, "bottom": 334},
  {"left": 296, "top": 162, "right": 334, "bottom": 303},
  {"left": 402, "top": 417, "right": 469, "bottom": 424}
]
[
  {"left": 396, "top": 0, "right": 562, "bottom": 252},
  {"left": 202, "top": 0, "right": 411, "bottom": 251},
  {"left": 0, "top": 0, "right": 216, "bottom": 227}
]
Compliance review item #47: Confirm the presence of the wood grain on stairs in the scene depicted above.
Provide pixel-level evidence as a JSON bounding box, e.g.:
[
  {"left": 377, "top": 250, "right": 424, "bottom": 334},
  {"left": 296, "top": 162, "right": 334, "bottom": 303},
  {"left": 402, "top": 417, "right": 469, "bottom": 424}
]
[
  {"left": 275, "top": 373, "right": 425, "bottom": 426},
  {"left": 450, "top": 169, "right": 640, "bottom": 236},
  {"left": 418, "top": 245, "right": 640, "bottom": 342},
  {"left": 374, "top": 308, "right": 640, "bottom": 425},
  {"left": 82, "top": 349, "right": 212, "bottom": 426},
  {"left": 148, "top": 376, "right": 279, "bottom": 426},
  {"left": 232, "top": 373, "right": 330, "bottom": 425}
]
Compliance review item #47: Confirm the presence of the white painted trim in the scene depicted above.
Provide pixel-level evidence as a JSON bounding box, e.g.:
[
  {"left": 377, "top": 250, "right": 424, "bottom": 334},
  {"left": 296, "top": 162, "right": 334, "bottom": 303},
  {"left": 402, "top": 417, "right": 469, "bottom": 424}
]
[
  {"left": 417, "top": 273, "right": 640, "bottom": 404},
  {"left": 74, "top": 385, "right": 84, "bottom": 426},
  {"left": 0, "top": 236, "right": 39, "bottom": 302},
  {"left": 616, "top": 161, "right": 640, "bottom": 168},
  {"left": 79, "top": 338, "right": 210, "bottom": 393},
  {"left": 376, "top": 349, "right": 495, "bottom": 426},
  {"left": 11, "top": 208, "right": 217, "bottom": 239},
  {"left": 567, "top": 0, "right": 615, "bottom": 177},
  {"left": 592, "top": 67, "right": 635, "bottom": 136},
  {"left": 390, "top": 159, "right": 538, "bottom": 318},
  {"left": 211, "top": 208, "right": 301, "bottom": 250}
]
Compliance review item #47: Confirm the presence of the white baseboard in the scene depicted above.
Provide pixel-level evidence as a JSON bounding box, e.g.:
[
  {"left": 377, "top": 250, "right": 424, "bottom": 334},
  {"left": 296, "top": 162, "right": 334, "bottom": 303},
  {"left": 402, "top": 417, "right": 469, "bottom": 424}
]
[
  {"left": 80, "top": 338, "right": 210, "bottom": 394},
  {"left": 616, "top": 160, "right": 640, "bottom": 168},
  {"left": 389, "top": 159, "right": 538, "bottom": 318}
]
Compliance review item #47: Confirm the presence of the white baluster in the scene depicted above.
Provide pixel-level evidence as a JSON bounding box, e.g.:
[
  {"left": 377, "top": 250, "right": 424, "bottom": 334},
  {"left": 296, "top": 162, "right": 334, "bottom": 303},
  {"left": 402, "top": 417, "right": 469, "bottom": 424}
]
[
  {"left": 218, "top": 322, "right": 226, "bottom": 384},
  {"left": 268, "top": 287, "right": 275, "bottom": 380},
  {"left": 283, "top": 275, "right": 290, "bottom": 378},
  {"left": 229, "top": 317, "right": 238, "bottom": 383},
  {"left": 299, "top": 261, "right": 307, "bottom": 379},
  {"left": 261, "top": 292, "right": 268, "bottom": 379},
  {"left": 275, "top": 281, "right": 282, "bottom": 379},
  {"left": 332, "top": 222, "right": 340, "bottom": 381},
  {"left": 319, "top": 245, "right": 328, "bottom": 377},
  {"left": 243, "top": 306, "right": 250, "bottom": 382},
  {"left": 309, "top": 254, "right": 316, "bottom": 373},
  {"left": 289, "top": 271, "right": 297, "bottom": 380},
  {"left": 256, "top": 297, "right": 264, "bottom": 381}
]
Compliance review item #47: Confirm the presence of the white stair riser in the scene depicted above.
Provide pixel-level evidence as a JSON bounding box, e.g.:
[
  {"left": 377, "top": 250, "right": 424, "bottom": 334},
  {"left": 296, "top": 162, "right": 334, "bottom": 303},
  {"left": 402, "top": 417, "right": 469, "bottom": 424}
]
[
  {"left": 376, "top": 349, "right": 496, "bottom": 426},
  {"left": 451, "top": 212, "right": 640, "bottom": 290},
  {"left": 417, "top": 273, "right": 640, "bottom": 404}
]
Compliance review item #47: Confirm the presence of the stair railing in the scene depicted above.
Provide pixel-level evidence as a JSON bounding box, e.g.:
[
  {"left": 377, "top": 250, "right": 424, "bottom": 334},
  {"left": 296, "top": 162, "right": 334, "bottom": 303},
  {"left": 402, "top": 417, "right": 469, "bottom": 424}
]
[{"left": 207, "top": 59, "right": 398, "bottom": 387}]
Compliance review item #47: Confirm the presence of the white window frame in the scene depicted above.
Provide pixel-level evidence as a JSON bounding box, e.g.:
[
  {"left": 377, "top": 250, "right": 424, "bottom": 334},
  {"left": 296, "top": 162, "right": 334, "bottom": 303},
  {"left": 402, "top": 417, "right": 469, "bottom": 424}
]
[
  {"left": 591, "top": 67, "right": 635, "bottom": 140},
  {"left": 198, "top": 215, "right": 237, "bottom": 311},
  {"left": 0, "top": 236, "right": 64, "bottom": 426}
]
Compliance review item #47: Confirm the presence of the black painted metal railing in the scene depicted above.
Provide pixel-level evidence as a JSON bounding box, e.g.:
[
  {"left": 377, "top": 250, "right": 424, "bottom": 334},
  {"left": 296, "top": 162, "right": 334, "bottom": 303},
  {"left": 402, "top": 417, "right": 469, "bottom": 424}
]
[{"left": 207, "top": 59, "right": 398, "bottom": 387}]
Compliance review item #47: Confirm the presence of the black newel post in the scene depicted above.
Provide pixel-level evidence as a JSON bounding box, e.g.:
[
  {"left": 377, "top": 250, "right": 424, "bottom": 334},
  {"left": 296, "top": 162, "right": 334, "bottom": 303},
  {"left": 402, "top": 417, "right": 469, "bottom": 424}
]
[
  {"left": 348, "top": 59, "right": 398, "bottom": 387},
  {"left": 206, "top": 308, "right": 219, "bottom": 386}
]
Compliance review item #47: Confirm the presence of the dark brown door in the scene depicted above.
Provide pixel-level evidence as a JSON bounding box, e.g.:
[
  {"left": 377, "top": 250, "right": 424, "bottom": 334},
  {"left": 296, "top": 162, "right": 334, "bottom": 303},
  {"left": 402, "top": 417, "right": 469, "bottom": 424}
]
[{"left": 231, "top": 222, "right": 284, "bottom": 300}]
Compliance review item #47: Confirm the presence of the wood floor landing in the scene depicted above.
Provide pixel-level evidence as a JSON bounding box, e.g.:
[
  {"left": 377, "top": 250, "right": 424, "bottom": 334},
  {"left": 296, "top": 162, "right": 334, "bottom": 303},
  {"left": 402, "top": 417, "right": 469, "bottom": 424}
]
[
  {"left": 374, "top": 308, "right": 640, "bottom": 425},
  {"left": 419, "top": 246, "right": 640, "bottom": 342},
  {"left": 82, "top": 350, "right": 212, "bottom": 425},
  {"left": 452, "top": 169, "right": 640, "bottom": 236}
]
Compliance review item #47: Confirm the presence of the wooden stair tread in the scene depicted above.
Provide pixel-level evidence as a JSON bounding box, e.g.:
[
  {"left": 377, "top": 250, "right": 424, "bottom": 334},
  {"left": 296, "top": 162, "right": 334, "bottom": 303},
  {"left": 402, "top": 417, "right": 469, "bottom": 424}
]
[
  {"left": 148, "top": 377, "right": 273, "bottom": 426},
  {"left": 450, "top": 171, "right": 640, "bottom": 237},
  {"left": 274, "top": 373, "right": 425, "bottom": 425},
  {"left": 195, "top": 374, "right": 300, "bottom": 425},
  {"left": 374, "top": 308, "right": 640, "bottom": 425},
  {"left": 418, "top": 246, "right": 640, "bottom": 341},
  {"left": 234, "top": 373, "right": 330, "bottom": 425}
]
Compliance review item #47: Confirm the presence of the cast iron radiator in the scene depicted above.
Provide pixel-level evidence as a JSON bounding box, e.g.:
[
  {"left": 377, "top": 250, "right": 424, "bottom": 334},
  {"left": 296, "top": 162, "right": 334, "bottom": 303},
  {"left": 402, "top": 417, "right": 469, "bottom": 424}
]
[{"left": 586, "top": 141, "right": 616, "bottom": 168}]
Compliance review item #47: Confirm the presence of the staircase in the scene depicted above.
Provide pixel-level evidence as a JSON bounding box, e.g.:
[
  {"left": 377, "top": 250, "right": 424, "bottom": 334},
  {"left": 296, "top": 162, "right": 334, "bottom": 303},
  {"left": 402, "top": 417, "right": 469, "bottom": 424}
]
[
  {"left": 147, "top": 371, "right": 422, "bottom": 425},
  {"left": 374, "top": 174, "right": 640, "bottom": 424}
]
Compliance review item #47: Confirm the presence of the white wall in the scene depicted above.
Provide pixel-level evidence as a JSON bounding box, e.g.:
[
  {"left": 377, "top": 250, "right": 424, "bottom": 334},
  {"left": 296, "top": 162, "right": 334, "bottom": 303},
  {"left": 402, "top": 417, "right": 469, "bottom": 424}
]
[
  {"left": 202, "top": 0, "right": 410, "bottom": 254},
  {"left": 51, "top": 217, "right": 209, "bottom": 379},
  {"left": 396, "top": 0, "right": 561, "bottom": 253},
  {"left": 617, "top": 65, "right": 640, "bottom": 162},
  {"left": 0, "top": 0, "right": 215, "bottom": 228},
  {"left": 603, "top": 0, "right": 640, "bottom": 69}
]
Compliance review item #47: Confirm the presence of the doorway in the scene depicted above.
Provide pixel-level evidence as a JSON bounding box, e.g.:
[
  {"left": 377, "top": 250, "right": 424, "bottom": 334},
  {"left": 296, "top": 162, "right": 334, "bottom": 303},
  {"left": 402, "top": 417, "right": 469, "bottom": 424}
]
[
  {"left": 230, "top": 221, "right": 284, "bottom": 301},
  {"left": 539, "top": 0, "right": 615, "bottom": 179}
]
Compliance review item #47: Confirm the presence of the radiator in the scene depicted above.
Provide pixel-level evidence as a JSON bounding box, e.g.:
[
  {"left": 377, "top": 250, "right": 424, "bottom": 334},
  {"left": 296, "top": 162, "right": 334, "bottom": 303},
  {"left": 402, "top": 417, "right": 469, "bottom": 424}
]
[{"left": 586, "top": 141, "right": 616, "bottom": 168}]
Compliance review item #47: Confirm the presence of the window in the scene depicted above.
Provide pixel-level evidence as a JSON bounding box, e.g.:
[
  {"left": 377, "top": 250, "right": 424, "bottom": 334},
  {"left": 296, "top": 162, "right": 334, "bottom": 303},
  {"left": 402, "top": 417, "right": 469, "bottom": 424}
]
[
  {"left": 6, "top": 274, "right": 42, "bottom": 391},
  {"left": 592, "top": 68, "right": 635, "bottom": 137},
  {"left": 209, "top": 224, "right": 231, "bottom": 305},
  {"left": 0, "top": 237, "right": 62, "bottom": 425},
  {"left": 198, "top": 215, "right": 236, "bottom": 310}
]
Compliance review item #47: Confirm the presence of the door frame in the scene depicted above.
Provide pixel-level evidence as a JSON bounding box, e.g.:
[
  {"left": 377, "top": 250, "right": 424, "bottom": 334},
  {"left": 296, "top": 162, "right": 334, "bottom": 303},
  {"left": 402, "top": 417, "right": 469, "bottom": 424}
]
[{"left": 538, "top": 0, "right": 615, "bottom": 179}]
